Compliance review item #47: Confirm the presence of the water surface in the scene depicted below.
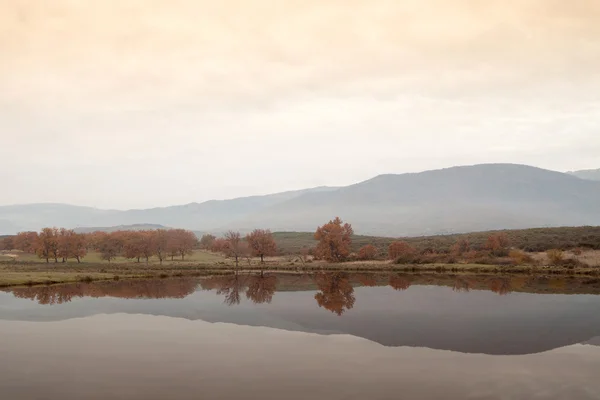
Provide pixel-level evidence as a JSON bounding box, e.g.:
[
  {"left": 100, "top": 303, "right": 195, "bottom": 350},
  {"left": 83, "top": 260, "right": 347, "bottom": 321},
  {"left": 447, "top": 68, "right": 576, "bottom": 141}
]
[{"left": 1, "top": 272, "right": 600, "bottom": 399}]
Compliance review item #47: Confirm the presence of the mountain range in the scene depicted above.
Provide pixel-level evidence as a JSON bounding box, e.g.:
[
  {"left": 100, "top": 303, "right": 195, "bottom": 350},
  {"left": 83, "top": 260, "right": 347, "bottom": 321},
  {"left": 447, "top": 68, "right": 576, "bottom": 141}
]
[
  {"left": 1, "top": 164, "right": 599, "bottom": 236},
  {"left": 568, "top": 168, "right": 600, "bottom": 181}
]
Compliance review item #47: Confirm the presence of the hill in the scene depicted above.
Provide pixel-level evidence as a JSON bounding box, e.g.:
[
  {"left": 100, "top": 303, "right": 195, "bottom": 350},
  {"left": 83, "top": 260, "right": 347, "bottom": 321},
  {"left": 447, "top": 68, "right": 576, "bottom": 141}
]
[
  {"left": 73, "top": 224, "right": 169, "bottom": 234},
  {"left": 1, "top": 164, "right": 600, "bottom": 236},
  {"left": 568, "top": 168, "right": 600, "bottom": 181}
]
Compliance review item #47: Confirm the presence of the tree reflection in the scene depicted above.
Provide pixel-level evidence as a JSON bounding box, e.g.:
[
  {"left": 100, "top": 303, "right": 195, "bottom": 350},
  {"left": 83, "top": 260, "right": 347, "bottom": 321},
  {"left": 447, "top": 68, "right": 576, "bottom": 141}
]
[
  {"left": 314, "top": 272, "right": 355, "bottom": 316},
  {"left": 389, "top": 274, "right": 412, "bottom": 291},
  {"left": 246, "top": 272, "right": 278, "bottom": 304},
  {"left": 489, "top": 277, "right": 513, "bottom": 295},
  {"left": 200, "top": 273, "right": 247, "bottom": 306},
  {"left": 355, "top": 273, "right": 377, "bottom": 287},
  {"left": 7, "top": 278, "right": 199, "bottom": 305},
  {"left": 452, "top": 278, "right": 473, "bottom": 293}
]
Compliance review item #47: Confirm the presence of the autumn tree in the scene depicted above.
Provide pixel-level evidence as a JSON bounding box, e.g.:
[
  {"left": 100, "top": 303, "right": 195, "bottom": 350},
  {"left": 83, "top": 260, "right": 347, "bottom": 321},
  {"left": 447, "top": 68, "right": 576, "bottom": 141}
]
[
  {"left": 451, "top": 239, "right": 470, "bottom": 256},
  {"left": 199, "top": 234, "right": 216, "bottom": 250},
  {"left": 96, "top": 232, "right": 122, "bottom": 263},
  {"left": 57, "top": 229, "right": 87, "bottom": 263},
  {"left": 36, "top": 227, "right": 59, "bottom": 263},
  {"left": 1, "top": 236, "right": 14, "bottom": 251},
  {"left": 357, "top": 244, "right": 377, "bottom": 261},
  {"left": 123, "top": 231, "right": 144, "bottom": 262},
  {"left": 153, "top": 229, "right": 169, "bottom": 264},
  {"left": 210, "top": 238, "right": 229, "bottom": 253},
  {"left": 14, "top": 231, "right": 39, "bottom": 253},
  {"left": 224, "top": 231, "right": 244, "bottom": 268},
  {"left": 485, "top": 233, "right": 510, "bottom": 256},
  {"left": 388, "top": 241, "right": 416, "bottom": 262},
  {"left": 314, "top": 217, "right": 353, "bottom": 262},
  {"left": 167, "top": 229, "right": 197, "bottom": 261},
  {"left": 245, "top": 229, "right": 277, "bottom": 263}
]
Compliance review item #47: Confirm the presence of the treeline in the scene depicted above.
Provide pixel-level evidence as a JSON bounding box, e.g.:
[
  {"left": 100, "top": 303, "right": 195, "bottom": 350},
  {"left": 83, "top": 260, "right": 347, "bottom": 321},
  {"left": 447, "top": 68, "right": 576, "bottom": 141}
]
[
  {"left": 272, "top": 226, "right": 600, "bottom": 255},
  {"left": 3, "top": 228, "right": 197, "bottom": 263},
  {"left": 282, "top": 218, "right": 597, "bottom": 268}
]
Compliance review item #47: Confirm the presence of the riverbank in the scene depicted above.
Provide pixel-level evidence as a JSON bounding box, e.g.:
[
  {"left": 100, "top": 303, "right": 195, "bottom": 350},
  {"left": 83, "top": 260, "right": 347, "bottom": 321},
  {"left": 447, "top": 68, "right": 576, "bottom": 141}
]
[{"left": 1, "top": 259, "right": 599, "bottom": 288}]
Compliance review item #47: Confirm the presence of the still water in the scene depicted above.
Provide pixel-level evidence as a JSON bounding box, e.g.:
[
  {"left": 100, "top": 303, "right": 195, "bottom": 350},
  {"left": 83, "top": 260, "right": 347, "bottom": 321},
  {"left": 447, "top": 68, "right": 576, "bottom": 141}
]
[{"left": 1, "top": 272, "right": 600, "bottom": 399}]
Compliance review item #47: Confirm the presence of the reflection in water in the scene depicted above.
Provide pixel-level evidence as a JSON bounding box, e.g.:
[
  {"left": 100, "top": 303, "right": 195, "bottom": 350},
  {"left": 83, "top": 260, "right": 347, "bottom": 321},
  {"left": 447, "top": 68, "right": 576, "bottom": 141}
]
[
  {"left": 246, "top": 273, "right": 278, "bottom": 304},
  {"left": 7, "top": 278, "right": 199, "bottom": 305},
  {"left": 489, "top": 277, "right": 513, "bottom": 296},
  {"left": 452, "top": 277, "right": 473, "bottom": 293},
  {"left": 389, "top": 274, "right": 411, "bottom": 291},
  {"left": 314, "top": 272, "right": 355, "bottom": 315}
]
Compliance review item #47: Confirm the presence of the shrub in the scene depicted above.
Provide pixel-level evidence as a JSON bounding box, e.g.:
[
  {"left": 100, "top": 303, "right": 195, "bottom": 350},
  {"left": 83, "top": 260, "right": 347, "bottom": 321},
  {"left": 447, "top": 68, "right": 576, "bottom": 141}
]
[
  {"left": 357, "top": 245, "right": 378, "bottom": 261},
  {"left": 547, "top": 249, "right": 564, "bottom": 266},
  {"left": 509, "top": 250, "right": 534, "bottom": 266}
]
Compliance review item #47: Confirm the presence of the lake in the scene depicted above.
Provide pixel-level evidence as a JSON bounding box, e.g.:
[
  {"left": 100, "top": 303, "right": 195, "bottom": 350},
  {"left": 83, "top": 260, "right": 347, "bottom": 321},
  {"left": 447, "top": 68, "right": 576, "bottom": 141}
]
[{"left": 1, "top": 272, "right": 600, "bottom": 399}]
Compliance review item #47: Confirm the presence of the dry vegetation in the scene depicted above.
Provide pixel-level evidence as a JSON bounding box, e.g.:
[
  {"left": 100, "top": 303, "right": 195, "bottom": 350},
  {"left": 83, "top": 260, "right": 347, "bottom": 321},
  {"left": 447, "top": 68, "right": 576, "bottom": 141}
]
[{"left": 1, "top": 222, "right": 599, "bottom": 287}]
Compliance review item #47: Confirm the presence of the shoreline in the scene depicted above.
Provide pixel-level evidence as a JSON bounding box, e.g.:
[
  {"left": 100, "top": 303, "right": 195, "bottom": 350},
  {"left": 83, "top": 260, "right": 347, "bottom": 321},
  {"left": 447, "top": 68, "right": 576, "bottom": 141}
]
[{"left": 1, "top": 260, "right": 599, "bottom": 288}]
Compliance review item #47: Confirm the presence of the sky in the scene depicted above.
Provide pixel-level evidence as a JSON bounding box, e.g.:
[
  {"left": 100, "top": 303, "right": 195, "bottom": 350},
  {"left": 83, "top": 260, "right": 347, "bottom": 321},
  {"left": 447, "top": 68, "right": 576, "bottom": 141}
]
[{"left": 1, "top": 0, "right": 599, "bottom": 209}]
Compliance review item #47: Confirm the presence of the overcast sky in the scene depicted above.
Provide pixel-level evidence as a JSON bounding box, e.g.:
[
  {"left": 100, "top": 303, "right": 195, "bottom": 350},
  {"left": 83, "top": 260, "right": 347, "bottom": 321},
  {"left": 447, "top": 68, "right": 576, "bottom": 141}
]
[{"left": 1, "top": 0, "right": 599, "bottom": 209}]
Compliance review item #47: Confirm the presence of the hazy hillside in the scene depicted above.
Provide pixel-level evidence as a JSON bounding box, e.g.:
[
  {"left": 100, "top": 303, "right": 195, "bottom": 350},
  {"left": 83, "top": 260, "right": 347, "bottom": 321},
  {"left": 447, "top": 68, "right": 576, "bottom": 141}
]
[
  {"left": 73, "top": 224, "right": 169, "bottom": 234},
  {"left": 0, "top": 187, "right": 337, "bottom": 234},
  {"left": 1, "top": 164, "right": 600, "bottom": 236},
  {"left": 225, "top": 164, "right": 600, "bottom": 236},
  {"left": 569, "top": 168, "right": 600, "bottom": 181}
]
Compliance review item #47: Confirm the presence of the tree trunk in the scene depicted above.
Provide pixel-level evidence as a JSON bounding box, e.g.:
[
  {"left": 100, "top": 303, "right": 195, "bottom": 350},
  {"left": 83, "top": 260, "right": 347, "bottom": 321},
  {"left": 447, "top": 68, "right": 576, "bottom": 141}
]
[
  {"left": 46, "top": 257, "right": 49, "bottom": 263},
  {"left": 76, "top": 256, "right": 81, "bottom": 263},
  {"left": 171, "top": 255, "right": 174, "bottom": 261},
  {"left": 137, "top": 257, "right": 140, "bottom": 263},
  {"left": 181, "top": 253, "right": 185, "bottom": 261},
  {"left": 260, "top": 254, "right": 264, "bottom": 263},
  {"left": 235, "top": 255, "right": 239, "bottom": 269}
]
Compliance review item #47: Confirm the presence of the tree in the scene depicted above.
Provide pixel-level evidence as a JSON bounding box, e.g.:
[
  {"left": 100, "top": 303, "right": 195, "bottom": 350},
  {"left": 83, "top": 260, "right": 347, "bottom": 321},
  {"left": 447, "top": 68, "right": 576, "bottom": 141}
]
[
  {"left": 1, "top": 236, "right": 14, "bottom": 251},
  {"left": 357, "top": 244, "right": 377, "bottom": 261},
  {"left": 96, "top": 232, "right": 122, "bottom": 263},
  {"left": 138, "top": 231, "right": 157, "bottom": 264},
  {"left": 485, "top": 233, "right": 510, "bottom": 256},
  {"left": 245, "top": 229, "right": 277, "bottom": 263},
  {"left": 167, "top": 229, "right": 197, "bottom": 261},
  {"left": 123, "top": 231, "right": 144, "bottom": 262},
  {"left": 314, "top": 217, "right": 353, "bottom": 262},
  {"left": 224, "top": 231, "right": 244, "bottom": 268},
  {"left": 14, "top": 231, "right": 39, "bottom": 253},
  {"left": 451, "top": 239, "right": 470, "bottom": 256},
  {"left": 199, "top": 234, "right": 216, "bottom": 250},
  {"left": 388, "top": 241, "right": 416, "bottom": 262},
  {"left": 153, "top": 229, "right": 169, "bottom": 264},
  {"left": 36, "top": 228, "right": 59, "bottom": 263},
  {"left": 56, "top": 229, "right": 87, "bottom": 263},
  {"left": 210, "top": 238, "right": 229, "bottom": 254}
]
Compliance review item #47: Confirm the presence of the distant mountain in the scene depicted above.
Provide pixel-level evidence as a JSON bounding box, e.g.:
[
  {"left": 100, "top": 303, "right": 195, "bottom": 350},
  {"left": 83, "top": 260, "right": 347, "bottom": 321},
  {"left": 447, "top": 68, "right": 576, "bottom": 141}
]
[
  {"left": 73, "top": 224, "right": 169, "bottom": 234},
  {"left": 568, "top": 168, "right": 600, "bottom": 181},
  {"left": 1, "top": 164, "right": 600, "bottom": 236}
]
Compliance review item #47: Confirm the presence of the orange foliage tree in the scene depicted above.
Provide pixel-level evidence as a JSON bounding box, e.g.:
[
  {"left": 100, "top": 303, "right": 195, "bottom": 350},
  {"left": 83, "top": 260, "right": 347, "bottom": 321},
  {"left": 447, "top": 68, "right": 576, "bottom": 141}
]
[
  {"left": 357, "top": 244, "right": 377, "bottom": 261},
  {"left": 485, "top": 233, "right": 510, "bottom": 256},
  {"left": 314, "top": 217, "right": 353, "bottom": 262},
  {"left": 245, "top": 229, "right": 277, "bottom": 263},
  {"left": 36, "top": 228, "right": 59, "bottom": 263},
  {"left": 388, "top": 241, "right": 416, "bottom": 262},
  {"left": 14, "top": 231, "right": 38, "bottom": 253},
  {"left": 224, "top": 231, "right": 244, "bottom": 268}
]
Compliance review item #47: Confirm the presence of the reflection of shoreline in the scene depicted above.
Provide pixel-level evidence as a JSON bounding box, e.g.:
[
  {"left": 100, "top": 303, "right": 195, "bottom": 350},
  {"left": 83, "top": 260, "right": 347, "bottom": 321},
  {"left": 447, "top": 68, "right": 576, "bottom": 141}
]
[
  {"left": 4, "top": 278, "right": 200, "bottom": 305},
  {"left": 4, "top": 273, "right": 600, "bottom": 306}
]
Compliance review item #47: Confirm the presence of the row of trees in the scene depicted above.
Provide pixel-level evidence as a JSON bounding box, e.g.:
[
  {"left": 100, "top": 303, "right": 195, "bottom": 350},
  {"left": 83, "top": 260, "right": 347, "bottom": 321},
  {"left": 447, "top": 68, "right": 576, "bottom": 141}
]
[
  {"left": 200, "top": 229, "right": 278, "bottom": 267},
  {"left": 8, "top": 228, "right": 198, "bottom": 263}
]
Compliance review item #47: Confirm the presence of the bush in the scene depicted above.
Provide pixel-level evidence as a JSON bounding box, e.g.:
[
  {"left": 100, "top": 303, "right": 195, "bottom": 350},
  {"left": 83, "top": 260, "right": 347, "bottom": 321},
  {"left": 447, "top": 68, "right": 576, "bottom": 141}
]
[
  {"left": 509, "top": 250, "right": 534, "bottom": 266},
  {"left": 547, "top": 249, "right": 564, "bottom": 266}
]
